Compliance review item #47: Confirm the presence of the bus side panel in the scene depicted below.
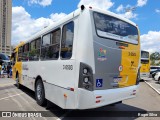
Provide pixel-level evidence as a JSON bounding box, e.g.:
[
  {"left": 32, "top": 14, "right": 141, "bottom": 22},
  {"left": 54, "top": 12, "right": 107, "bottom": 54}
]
[
  {"left": 22, "top": 60, "right": 76, "bottom": 109},
  {"left": 22, "top": 62, "right": 33, "bottom": 90},
  {"left": 44, "top": 60, "right": 76, "bottom": 109},
  {"left": 44, "top": 82, "right": 75, "bottom": 109}
]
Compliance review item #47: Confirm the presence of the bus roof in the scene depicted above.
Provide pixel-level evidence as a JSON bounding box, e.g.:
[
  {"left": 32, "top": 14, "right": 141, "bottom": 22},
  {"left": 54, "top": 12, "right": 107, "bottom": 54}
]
[
  {"left": 14, "top": 41, "right": 25, "bottom": 50},
  {"left": 88, "top": 6, "right": 137, "bottom": 26},
  {"left": 18, "top": 5, "right": 138, "bottom": 45}
]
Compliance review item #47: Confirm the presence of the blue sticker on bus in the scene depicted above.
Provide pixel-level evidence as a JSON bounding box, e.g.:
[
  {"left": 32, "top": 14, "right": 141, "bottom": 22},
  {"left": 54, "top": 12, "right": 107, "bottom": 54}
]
[{"left": 96, "top": 79, "right": 103, "bottom": 87}]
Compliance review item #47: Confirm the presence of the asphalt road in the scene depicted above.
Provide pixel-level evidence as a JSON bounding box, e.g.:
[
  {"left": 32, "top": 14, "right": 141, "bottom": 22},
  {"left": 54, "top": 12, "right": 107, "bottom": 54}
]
[
  {"left": 145, "top": 77, "right": 160, "bottom": 94},
  {"left": 0, "top": 78, "right": 160, "bottom": 120}
]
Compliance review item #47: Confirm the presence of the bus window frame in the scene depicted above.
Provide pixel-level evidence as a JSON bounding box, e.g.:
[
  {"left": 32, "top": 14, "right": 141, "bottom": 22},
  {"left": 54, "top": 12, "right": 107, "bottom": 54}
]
[
  {"left": 18, "top": 46, "right": 23, "bottom": 62},
  {"left": 60, "top": 21, "right": 74, "bottom": 60},
  {"left": 92, "top": 11, "right": 139, "bottom": 45},
  {"left": 41, "top": 28, "right": 61, "bottom": 60}
]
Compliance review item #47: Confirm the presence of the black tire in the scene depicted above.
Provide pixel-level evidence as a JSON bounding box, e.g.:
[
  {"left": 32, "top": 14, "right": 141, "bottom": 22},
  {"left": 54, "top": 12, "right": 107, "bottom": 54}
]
[
  {"left": 152, "top": 74, "right": 155, "bottom": 78},
  {"left": 109, "top": 101, "right": 122, "bottom": 106},
  {"left": 158, "top": 77, "right": 160, "bottom": 84},
  {"left": 35, "top": 79, "right": 47, "bottom": 106},
  {"left": 16, "top": 74, "right": 21, "bottom": 89}
]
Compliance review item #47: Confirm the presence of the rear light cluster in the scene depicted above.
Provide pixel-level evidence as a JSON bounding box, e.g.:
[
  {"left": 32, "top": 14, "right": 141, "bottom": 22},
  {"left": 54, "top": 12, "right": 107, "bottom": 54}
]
[{"left": 78, "top": 62, "right": 94, "bottom": 91}]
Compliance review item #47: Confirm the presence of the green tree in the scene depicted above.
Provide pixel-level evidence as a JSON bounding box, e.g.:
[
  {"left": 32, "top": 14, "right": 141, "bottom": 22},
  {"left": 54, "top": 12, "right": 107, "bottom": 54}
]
[{"left": 150, "top": 52, "right": 160, "bottom": 60}]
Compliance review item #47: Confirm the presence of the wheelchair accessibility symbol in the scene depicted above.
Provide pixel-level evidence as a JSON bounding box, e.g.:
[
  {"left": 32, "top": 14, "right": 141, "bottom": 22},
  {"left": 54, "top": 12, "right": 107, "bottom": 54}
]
[{"left": 96, "top": 79, "right": 103, "bottom": 87}]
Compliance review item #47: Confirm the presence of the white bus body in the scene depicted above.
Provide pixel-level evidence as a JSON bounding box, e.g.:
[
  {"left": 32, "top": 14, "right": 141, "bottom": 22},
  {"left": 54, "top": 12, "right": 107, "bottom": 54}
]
[{"left": 16, "top": 6, "right": 140, "bottom": 109}]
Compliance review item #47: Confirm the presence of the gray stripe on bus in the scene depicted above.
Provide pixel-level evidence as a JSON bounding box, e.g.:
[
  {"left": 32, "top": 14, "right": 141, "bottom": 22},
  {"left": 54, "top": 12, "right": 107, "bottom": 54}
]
[{"left": 93, "top": 36, "right": 121, "bottom": 90}]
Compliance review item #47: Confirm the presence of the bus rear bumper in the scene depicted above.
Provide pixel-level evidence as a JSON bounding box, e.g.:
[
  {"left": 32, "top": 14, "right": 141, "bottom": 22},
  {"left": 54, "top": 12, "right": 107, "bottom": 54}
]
[
  {"left": 140, "top": 73, "right": 150, "bottom": 79},
  {"left": 77, "top": 85, "right": 139, "bottom": 109}
]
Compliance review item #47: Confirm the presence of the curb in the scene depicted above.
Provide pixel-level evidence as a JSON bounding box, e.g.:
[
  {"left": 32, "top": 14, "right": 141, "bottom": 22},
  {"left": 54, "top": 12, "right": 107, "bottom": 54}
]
[{"left": 144, "top": 81, "right": 160, "bottom": 95}]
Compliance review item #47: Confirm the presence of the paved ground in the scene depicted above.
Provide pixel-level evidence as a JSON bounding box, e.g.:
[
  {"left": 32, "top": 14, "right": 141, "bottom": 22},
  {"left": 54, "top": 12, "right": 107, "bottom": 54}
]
[
  {"left": 0, "top": 78, "right": 160, "bottom": 120},
  {"left": 144, "top": 77, "right": 160, "bottom": 94}
]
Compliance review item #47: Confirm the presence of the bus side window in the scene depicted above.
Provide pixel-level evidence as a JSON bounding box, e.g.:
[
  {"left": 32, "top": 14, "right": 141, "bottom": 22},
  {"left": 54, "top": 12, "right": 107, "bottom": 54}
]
[
  {"left": 50, "top": 28, "right": 61, "bottom": 59},
  {"left": 36, "top": 38, "right": 41, "bottom": 60},
  {"left": 61, "top": 21, "right": 74, "bottom": 59},
  {"left": 41, "top": 29, "right": 61, "bottom": 60},
  {"left": 18, "top": 46, "right": 23, "bottom": 61},
  {"left": 41, "top": 33, "right": 51, "bottom": 60},
  {"left": 13, "top": 52, "right": 17, "bottom": 65},
  {"left": 29, "top": 38, "right": 40, "bottom": 61},
  {"left": 22, "top": 43, "right": 29, "bottom": 61},
  {"left": 29, "top": 40, "right": 36, "bottom": 61}
]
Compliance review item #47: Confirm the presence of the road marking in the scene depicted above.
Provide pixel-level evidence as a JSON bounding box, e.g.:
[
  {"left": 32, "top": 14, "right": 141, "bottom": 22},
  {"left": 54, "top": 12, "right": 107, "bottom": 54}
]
[
  {"left": 0, "top": 82, "right": 15, "bottom": 87},
  {"left": 56, "top": 110, "right": 72, "bottom": 120},
  {"left": 145, "top": 81, "right": 160, "bottom": 95},
  {"left": 12, "top": 89, "right": 47, "bottom": 120},
  {"left": 57, "top": 110, "right": 71, "bottom": 120},
  {"left": 5, "top": 90, "right": 33, "bottom": 120},
  {"left": 0, "top": 93, "right": 24, "bottom": 101}
]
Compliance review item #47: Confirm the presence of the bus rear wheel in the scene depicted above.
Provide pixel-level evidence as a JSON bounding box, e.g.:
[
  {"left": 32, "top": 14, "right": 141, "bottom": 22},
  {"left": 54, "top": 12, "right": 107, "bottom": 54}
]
[
  {"left": 35, "top": 79, "right": 47, "bottom": 106},
  {"left": 16, "top": 74, "right": 21, "bottom": 89},
  {"left": 158, "top": 77, "right": 160, "bottom": 84}
]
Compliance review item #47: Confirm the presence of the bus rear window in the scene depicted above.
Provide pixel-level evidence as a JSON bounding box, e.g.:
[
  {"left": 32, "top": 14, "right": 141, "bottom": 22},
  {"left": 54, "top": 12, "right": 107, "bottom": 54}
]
[
  {"left": 141, "top": 51, "right": 149, "bottom": 58},
  {"left": 93, "top": 12, "right": 138, "bottom": 44}
]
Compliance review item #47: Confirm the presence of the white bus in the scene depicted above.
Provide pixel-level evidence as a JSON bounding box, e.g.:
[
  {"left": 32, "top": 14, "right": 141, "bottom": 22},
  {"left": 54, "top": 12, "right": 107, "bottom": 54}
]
[{"left": 12, "top": 5, "right": 140, "bottom": 109}]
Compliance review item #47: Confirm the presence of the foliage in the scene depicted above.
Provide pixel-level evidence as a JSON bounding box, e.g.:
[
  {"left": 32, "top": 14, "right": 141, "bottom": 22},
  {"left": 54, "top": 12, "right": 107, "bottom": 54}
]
[
  {"left": 150, "top": 52, "right": 160, "bottom": 66},
  {"left": 150, "top": 52, "right": 160, "bottom": 60}
]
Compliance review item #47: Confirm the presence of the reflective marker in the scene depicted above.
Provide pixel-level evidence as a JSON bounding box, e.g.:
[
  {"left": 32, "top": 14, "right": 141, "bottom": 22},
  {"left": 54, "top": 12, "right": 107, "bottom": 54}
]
[
  {"left": 96, "top": 96, "right": 102, "bottom": 99},
  {"left": 96, "top": 100, "right": 101, "bottom": 103}
]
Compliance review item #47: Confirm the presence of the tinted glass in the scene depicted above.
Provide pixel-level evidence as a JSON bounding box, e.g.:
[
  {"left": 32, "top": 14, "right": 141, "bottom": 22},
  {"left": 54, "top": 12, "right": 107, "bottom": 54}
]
[
  {"left": 42, "top": 34, "right": 51, "bottom": 46},
  {"left": 61, "top": 22, "right": 74, "bottom": 59},
  {"left": 29, "top": 39, "right": 40, "bottom": 61},
  {"left": 41, "top": 29, "right": 61, "bottom": 60},
  {"left": 141, "top": 51, "right": 149, "bottom": 58},
  {"left": 30, "top": 41, "right": 36, "bottom": 50},
  {"left": 18, "top": 46, "right": 23, "bottom": 61},
  {"left": 141, "top": 60, "right": 149, "bottom": 64},
  {"left": 36, "top": 38, "right": 41, "bottom": 49},
  {"left": 93, "top": 12, "right": 138, "bottom": 44},
  {"left": 22, "top": 43, "right": 29, "bottom": 61}
]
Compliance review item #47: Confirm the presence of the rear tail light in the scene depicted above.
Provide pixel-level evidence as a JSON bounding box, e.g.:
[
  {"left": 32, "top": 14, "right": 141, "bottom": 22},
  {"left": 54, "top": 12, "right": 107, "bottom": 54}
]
[{"left": 78, "top": 62, "right": 94, "bottom": 91}]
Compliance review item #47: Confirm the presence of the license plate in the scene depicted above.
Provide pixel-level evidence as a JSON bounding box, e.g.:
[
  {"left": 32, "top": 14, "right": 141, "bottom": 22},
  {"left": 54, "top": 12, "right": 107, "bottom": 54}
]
[{"left": 113, "top": 77, "right": 122, "bottom": 83}]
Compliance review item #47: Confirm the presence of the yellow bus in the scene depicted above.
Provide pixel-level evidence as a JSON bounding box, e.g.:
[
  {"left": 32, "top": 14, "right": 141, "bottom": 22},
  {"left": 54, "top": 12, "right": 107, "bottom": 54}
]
[
  {"left": 11, "top": 42, "right": 25, "bottom": 87},
  {"left": 140, "top": 50, "right": 150, "bottom": 79},
  {"left": 11, "top": 5, "right": 140, "bottom": 109}
]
